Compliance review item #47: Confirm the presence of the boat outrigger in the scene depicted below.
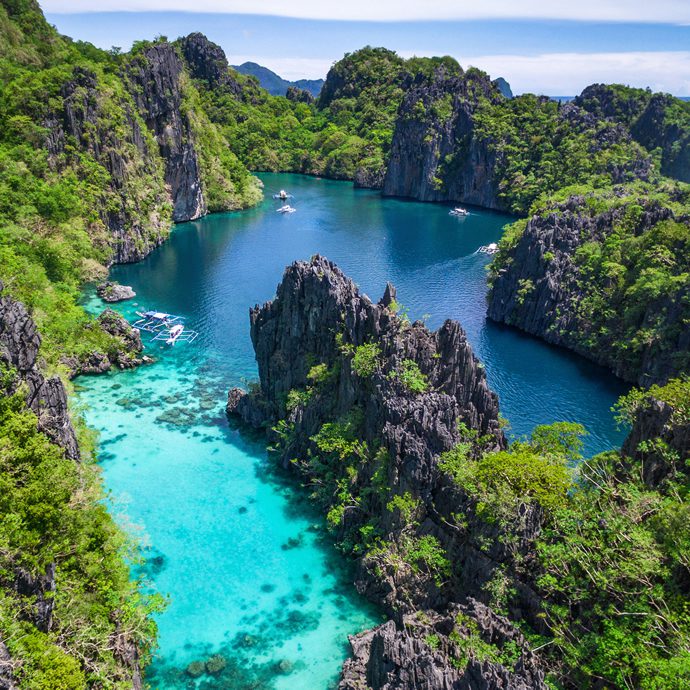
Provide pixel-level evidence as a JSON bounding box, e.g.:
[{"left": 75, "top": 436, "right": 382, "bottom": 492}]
[
  {"left": 449, "top": 207, "right": 469, "bottom": 217},
  {"left": 131, "top": 310, "right": 198, "bottom": 345},
  {"left": 277, "top": 204, "right": 296, "bottom": 214},
  {"left": 272, "top": 189, "right": 293, "bottom": 200}
]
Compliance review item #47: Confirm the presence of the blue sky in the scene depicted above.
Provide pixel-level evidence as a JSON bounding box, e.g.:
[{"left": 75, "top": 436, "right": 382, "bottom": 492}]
[{"left": 41, "top": 2, "right": 690, "bottom": 95}]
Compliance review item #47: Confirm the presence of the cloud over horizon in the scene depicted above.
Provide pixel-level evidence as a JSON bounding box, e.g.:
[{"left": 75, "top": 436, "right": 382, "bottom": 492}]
[{"left": 40, "top": 0, "right": 690, "bottom": 24}]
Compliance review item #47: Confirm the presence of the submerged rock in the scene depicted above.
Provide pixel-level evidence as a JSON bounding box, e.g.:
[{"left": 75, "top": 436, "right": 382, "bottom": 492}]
[
  {"left": 205, "top": 654, "right": 227, "bottom": 675},
  {"left": 97, "top": 282, "right": 136, "bottom": 303},
  {"left": 185, "top": 660, "right": 206, "bottom": 678}
]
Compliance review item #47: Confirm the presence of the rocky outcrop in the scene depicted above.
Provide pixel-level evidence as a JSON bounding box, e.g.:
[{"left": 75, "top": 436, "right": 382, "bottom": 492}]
[
  {"left": 233, "top": 256, "right": 503, "bottom": 443},
  {"left": 61, "top": 309, "right": 146, "bottom": 377},
  {"left": 228, "top": 256, "right": 547, "bottom": 688},
  {"left": 43, "top": 66, "right": 171, "bottom": 264},
  {"left": 354, "top": 165, "right": 386, "bottom": 190},
  {"left": 575, "top": 84, "right": 690, "bottom": 183},
  {"left": 622, "top": 394, "right": 690, "bottom": 487},
  {"left": 492, "top": 77, "right": 513, "bottom": 99},
  {"left": 0, "top": 283, "right": 79, "bottom": 460},
  {"left": 383, "top": 67, "right": 503, "bottom": 208},
  {"left": 97, "top": 282, "right": 136, "bottom": 303},
  {"left": 180, "top": 33, "right": 241, "bottom": 95},
  {"left": 285, "top": 85, "right": 314, "bottom": 104},
  {"left": 126, "top": 43, "right": 206, "bottom": 223},
  {"left": 0, "top": 639, "right": 17, "bottom": 690},
  {"left": 487, "top": 190, "right": 690, "bottom": 386},
  {"left": 340, "top": 600, "right": 544, "bottom": 690}
]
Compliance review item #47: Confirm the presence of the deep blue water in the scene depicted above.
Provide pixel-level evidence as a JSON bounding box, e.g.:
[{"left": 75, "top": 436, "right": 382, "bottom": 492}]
[{"left": 76, "top": 172, "right": 628, "bottom": 689}]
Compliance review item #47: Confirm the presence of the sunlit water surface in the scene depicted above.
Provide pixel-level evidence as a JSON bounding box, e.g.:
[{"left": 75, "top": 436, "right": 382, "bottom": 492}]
[{"left": 76, "top": 173, "right": 628, "bottom": 689}]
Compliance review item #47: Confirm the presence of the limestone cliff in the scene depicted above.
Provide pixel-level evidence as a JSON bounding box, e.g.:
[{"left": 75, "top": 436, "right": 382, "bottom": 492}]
[
  {"left": 487, "top": 186, "right": 690, "bottom": 386},
  {"left": 125, "top": 43, "right": 207, "bottom": 223},
  {"left": 382, "top": 70, "right": 651, "bottom": 214},
  {"left": 622, "top": 387, "right": 690, "bottom": 487},
  {"left": 383, "top": 67, "right": 503, "bottom": 208},
  {"left": 180, "top": 32, "right": 241, "bottom": 94},
  {"left": 0, "top": 282, "right": 78, "bottom": 460},
  {"left": 575, "top": 84, "right": 690, "bottom": 184},
  {"left": 43, "top": 66, "right": 171, "bottom": 264},
  {"left": 228, "top": 256, "right": 546, "bottom": 688}
]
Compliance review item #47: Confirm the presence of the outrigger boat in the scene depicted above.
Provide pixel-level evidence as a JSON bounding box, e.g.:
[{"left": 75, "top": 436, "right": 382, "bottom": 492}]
[
  {"left": 131, "top": 309, "right": 198, "bottom": 344},
  {"left": 477, "top": 242, "right": 499, "bottom": 254},
  {"left": 164, "top": 324, "right": 184, "bottom": 345},
  {"left": 272, "top": 189, "right": 293, "bottom": 200},
  {"left": 132, "top": 310, "right": 181, "bottom": 333},
  {"left": 449, "top": 207, "right": 469, "bottom": 217},
  {"left": 277, "top": 204, "right": 296, "bottom": 214}
]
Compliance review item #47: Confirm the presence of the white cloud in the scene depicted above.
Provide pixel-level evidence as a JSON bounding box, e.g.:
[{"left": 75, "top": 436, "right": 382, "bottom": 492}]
[
  {"left": 229, "top": 55, "right": 334, "bottom": 80},
  {"left": 460, "top": 51, "right": 690, "bottom": 96},
  {"left": 39, "top": 0, "right": 690, "bottom": 24}
]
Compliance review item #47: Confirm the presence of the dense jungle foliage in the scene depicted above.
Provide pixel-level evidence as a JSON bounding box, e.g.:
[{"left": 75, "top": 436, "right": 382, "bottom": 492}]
[
  {"left": 489, "top": 180, "right": 690, "bottom": 382},
  {"left": 442, "top": 379, "right": 690, "bottom": 688},
  {"left": 190, "top": 46, "right": 464, "bottom": 182},
  {"left": 1, "top": 1, "right": 689, "bottom": 688}
]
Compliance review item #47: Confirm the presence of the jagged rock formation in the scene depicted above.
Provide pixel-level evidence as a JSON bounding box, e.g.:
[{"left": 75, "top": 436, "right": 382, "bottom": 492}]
[
  {"left": 0, "top": 639, "right": 17, "bottom": 690},
  {"left": 575, "top": 84, "right": 690, "bottom": 183},
  {"left": 97, "top": 281, "right": 136, "bottom": 302},
  {"left": 487, "top": 189, "right": 690, "bottom": 385},
  {"left": 285, "top": 85, "right": 314, "bottom": 104},
  {"left": 42, "top": 66, "right": 171, "bottom": 264},
  {"left": 0, "top": 282, "right": 79, "bottom": 460},
  {"left": 382, "top": 67, "right": 503, "bottom": 208},
  {"left": 126, "top": 43, "right": 207, "bottom": 223},
  {"left": 60, "top": 309, "right": 146, "bottom": 377},
  {"left": 180, "top": 32, "right": 241, "bottom": 94},
  {"left": 622, "top": 391, "right": 690, "bottom": 487},
  {"left": 340, "top": 600, "right": 543, "bottom": 690},
  {"left": 228, "top": 256, "right": 546, "bottom": 688}
]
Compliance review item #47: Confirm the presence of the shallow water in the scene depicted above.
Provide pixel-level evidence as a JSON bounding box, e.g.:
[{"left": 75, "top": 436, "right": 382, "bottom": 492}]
[{"left": 76, "top": 173, "right": 628, "bottom": 689}]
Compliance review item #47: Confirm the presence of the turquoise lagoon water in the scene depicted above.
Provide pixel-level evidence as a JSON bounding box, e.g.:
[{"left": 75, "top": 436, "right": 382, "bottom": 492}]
[{"left": 76, "top": 173, "right": 629, "bottom": 689}]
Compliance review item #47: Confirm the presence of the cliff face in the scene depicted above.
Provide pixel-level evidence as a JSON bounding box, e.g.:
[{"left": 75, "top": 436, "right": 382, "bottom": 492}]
[
  {"left": 575, "top": 84, "right": 690, "bottom": 184},
  {"left": 180, "top": 32, "right": 241, "bottom": 94},
  {"left": 228, "top": 256, "right": 546, "bottom": 689},
  {"left": 43, "top": 66, "right": 171, "bottom": 264},
  {"left": 0, "top": 283, "right": 78, "bottom": 460},
  {"left": 126, "top": 43, "right": 207, "bottom": 223},
  {"left": 383, "top": 68, "right": 503, "bottom": 209},
  {"left": 622, "top": 393, "right": 690, "bottom": 487},
  {"left": 487, "top": 188, "right": 690, "bottom": 386}
]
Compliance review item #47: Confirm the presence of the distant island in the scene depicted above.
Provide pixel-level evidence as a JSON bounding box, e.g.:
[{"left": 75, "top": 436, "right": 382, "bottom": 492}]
[{"left": 232, "top": 61, "right": 324, "bottom": 97}]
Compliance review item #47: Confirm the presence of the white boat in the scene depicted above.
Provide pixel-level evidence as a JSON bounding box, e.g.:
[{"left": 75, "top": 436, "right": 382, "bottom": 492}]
[
  {"left": 449, "top": 207, "right": 469, "bottom": 217},
  {"left": 477, "top": 242, "right": 499, "bottom": 254},
  {"left": 166, "top": 323, "right": 185, "bottom": 345},
  {"left": 273, "top": 190, "right": 292, "bottom": 200},
  {"left": 277, "top": 204, "right": 296, "bottom": 214}
]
